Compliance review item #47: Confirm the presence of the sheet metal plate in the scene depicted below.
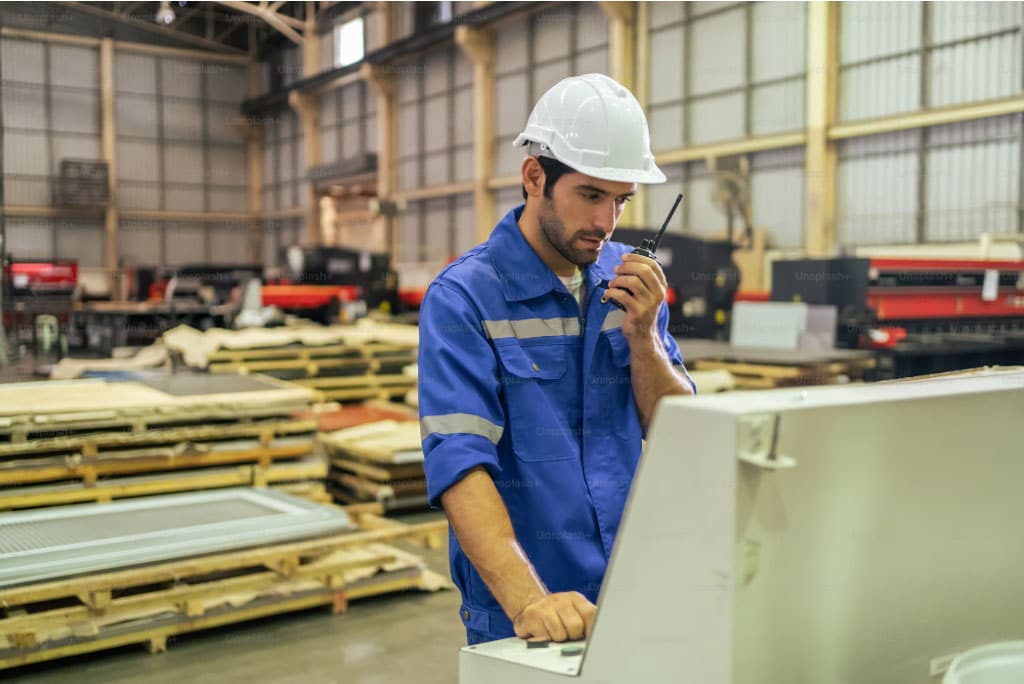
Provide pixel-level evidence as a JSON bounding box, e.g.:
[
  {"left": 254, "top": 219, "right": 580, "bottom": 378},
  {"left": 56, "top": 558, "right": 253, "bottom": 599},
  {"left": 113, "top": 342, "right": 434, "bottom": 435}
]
[
  {"left": 0, "top": 488, "right": 355, "bottom": 587},
  {"left": 137, "top": 373, "right": 290, "bottom": 396}
]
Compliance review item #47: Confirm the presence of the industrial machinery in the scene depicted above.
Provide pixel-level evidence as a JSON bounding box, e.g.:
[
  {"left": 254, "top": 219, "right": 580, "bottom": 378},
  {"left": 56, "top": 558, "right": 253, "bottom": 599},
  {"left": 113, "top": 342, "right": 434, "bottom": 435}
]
[
  {"left": 2, "top": 257, "right": 77, "bottom": 358},
  {"left": 772, "top": 256, "right": 1024, "bottom": 376},
  {"left": 614, "top": 229, "right": 740, "bottom": 339},
  {"left": 267, "top": 245, "right": 400, "bottom": 322},
  {"left": 461, "top": 368, "right": 1024, "bottom": 683}
]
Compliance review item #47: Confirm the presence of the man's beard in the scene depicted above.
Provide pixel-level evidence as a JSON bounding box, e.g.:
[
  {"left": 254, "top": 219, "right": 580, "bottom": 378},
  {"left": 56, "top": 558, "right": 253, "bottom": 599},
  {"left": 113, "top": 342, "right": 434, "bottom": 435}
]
[{"left": 538, "top": 197, "right": 603, "bottom": 267}]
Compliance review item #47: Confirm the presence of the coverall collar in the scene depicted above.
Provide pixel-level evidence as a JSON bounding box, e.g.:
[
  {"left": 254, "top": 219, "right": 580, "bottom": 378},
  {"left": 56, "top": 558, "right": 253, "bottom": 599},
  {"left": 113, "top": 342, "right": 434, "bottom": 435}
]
[{"left": 488, "top": 204, "right": 611, "bottom": 303}]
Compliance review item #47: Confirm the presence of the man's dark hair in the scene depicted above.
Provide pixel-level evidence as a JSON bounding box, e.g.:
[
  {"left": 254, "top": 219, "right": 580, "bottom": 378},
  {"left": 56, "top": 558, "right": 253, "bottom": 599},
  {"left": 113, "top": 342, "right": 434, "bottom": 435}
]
[{"left": 522, "top": 156, "right": 576, "bottom": 200}]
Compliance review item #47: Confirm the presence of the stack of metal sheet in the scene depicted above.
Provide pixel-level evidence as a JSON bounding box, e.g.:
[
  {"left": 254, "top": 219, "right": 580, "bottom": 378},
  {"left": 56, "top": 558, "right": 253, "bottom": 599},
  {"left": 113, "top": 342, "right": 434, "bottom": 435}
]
[
  {"left": 0, "top": 488, "right": 449, "bottom": 670},
  {"left": 319, "top": 420, "right": 428, "bottom": 511},
  {"left": 163, "top": 322, "right": 419, "bottom": 403},
  {"left": 0, "top": 374, "right": 326, "bottom": 510}
]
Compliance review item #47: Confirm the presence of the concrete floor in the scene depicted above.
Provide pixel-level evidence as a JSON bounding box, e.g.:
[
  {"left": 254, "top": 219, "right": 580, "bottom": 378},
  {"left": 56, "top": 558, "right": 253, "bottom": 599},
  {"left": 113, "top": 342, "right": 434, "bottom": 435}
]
[{"left": 5, "top": 511, "right": 468, "bottom": 684}]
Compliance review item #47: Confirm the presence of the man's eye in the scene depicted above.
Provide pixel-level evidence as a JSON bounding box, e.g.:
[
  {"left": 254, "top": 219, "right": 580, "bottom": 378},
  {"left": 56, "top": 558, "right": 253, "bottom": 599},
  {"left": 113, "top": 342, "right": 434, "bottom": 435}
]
[
  {"left": 616, "top": 196, "right": 632, "bottom": 205},
  {"left": 583, "top": 193, "right": 601, "bottom": 201}
]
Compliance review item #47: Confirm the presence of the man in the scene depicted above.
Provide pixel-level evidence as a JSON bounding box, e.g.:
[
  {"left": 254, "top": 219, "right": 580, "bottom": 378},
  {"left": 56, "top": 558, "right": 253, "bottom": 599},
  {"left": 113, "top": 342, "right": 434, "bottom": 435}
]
[{"left": 418, "top": 73, "right": 694, "bottom": 646}]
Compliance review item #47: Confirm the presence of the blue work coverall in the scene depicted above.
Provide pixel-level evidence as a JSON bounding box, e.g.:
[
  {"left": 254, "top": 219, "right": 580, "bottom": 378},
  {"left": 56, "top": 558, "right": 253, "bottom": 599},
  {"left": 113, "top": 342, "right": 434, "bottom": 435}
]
[{"left": 418, "top": 205, "right": 692, "bottom": 644}]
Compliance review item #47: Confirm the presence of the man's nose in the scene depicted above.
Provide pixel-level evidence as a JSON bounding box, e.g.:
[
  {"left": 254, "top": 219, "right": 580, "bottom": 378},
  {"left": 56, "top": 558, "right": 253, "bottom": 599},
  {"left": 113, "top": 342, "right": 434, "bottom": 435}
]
[{"left": 593, "top": 200, "right": 617, "bottom": 234}]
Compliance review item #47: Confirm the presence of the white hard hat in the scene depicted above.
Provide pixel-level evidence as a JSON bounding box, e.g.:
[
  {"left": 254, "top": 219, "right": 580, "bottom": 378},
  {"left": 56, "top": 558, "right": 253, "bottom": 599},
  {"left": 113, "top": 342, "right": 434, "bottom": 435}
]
[{"left": 513, "top": 73, "right": 666, "bottom": 185}]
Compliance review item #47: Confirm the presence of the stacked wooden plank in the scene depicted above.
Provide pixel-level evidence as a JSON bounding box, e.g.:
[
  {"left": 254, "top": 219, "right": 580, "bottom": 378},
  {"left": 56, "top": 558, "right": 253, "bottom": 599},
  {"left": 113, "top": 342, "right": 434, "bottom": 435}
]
[
  {"left": 0, "top": 375, "right": 327, "bottom": 510},
  {"left": 682, "top": 339, "right": 876, "bottom": 390},
  {"left": 164, "top": 320, "right": 419, "bottom": 404},
  {"left": 320, "top": 420, "right": 427, "bottom": 511},
  {"left": 0, "top": 510, "right": 449, "bottom": 671}
]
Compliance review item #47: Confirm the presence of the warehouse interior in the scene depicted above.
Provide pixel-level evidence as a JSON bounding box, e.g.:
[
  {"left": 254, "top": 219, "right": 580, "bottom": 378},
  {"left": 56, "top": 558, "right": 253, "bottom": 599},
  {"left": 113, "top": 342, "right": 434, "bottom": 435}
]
[{"left": 0, "top": 1, "right": 1022, "bottom": 683}]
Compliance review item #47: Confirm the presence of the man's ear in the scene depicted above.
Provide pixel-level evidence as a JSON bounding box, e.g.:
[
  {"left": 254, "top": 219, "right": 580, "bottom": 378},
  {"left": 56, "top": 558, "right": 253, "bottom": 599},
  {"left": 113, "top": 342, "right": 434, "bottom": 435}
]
[{"left": 521, "top": 156, "right": 546, "bottom": 198}]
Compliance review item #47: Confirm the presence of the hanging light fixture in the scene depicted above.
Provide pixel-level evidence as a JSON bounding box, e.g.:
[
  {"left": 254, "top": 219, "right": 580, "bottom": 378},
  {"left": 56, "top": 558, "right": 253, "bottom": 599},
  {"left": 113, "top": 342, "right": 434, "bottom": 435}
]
[{"left": 155, "top": 1, "right": 176, "bottom": 25}]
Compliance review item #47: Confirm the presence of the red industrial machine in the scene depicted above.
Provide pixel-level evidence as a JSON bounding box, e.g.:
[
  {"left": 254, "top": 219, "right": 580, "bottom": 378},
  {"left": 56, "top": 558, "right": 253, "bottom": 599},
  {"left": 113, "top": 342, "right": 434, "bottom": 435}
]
[{"left": 772, "top": 256, "right": 1024, "bottom": 377}]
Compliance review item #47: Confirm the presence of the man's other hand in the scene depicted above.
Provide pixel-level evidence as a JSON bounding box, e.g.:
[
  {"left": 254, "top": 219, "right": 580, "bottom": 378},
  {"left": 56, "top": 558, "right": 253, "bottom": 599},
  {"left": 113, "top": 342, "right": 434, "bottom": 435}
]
[{"left": 512, "top": 591, "right": 596, "bottom": 642}]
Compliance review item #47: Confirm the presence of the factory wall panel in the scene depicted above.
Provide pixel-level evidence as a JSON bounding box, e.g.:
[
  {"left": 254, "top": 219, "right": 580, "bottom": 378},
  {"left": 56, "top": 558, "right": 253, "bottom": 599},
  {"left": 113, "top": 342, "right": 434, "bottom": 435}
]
[
  {"left": 262, "top": 222, "right": 279, "bottom": 269},
  {"left": 164, "top": 222, "right": 207, "bottom": 266},
  {"left": 647, "top": 2, "right": 806, "bottom": 150},
  {"left": 646, "top": 164, "right": 687, "bottom": 233},
  {"left": 423, "top": 197, "right": 452, "bottom": 262},
  {"left": 930, "top": 1, "right": 1021, "bottom": 44},
  {"left": 264, "top": 107, "right": 303, "bottom": 213},
  {"left": 165, "top": 187, "right": 205, "bottom": 213},
  {"left": 924, "top": 115, "right": 1020, "bottom": 241},
  {"left": 837, "top": 130, "right": 920, "bottom": 245},
  {"left": 2, "top": 37, "right": 103, "bottom": 218},
  {"left": 839, "top": 2, "right": 1022, "bottom": 121},
  {"left": 929, "top": 34, "right": 1020, "bottom": 108},
  {"left": 492, "top": 4, "right": 609, "bottom": 177},
  {"left": 690, "top": 93, "right": 745, "bottom": 144},
  {"left": 1, "top": 38, "right": 45, "bottom": 83},
  {"left": 5, "top": 218, "right": 54, "bottom": 261},
  {"left": 750, "top": 147, "right": 806, "bottom": 249},
  {"left": 453, "top": 193, "right": 476, "bottom": 255},
  {"left": 690, "top": 8, "right": 745, "bottom": 95},
  {"left": 686, "top": 165, "right": 724, "bottom": 240},
  {"left": 119, "top": 220, "right": 163, "bottom": 266},
  {"left": 319, "top": 81, "right": 371, "bottom": 165},
  {"left": 396, "top": 200, "right": 422, "bottom": 263},
  {"left": 209, "top": 224, "right": 255, "bottom": 263},
  {"left": 55, "top": 221, "right": 104, "bottom": 268},
  {"left": 394, "top": 45, "right": 473, "bottom": 202}
]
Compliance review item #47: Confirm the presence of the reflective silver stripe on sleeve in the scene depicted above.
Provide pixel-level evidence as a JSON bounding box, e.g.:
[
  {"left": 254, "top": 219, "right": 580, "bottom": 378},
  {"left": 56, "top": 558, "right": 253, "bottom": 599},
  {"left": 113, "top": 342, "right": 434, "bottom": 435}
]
[
  {"left": 601, "top": 309, "right": 625, "bottom": 332},
  {"left": 482, "top": 317, "right": 581, "bottom": 340},
  {"left": 420, "top": 413, "right": 504, "bottom": 444}
]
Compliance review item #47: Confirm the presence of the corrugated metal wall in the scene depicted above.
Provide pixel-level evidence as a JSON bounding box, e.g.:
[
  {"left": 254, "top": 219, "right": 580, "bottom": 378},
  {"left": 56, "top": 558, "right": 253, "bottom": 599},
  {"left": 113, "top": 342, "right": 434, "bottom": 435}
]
[
  {"left": 647, "top": 2, "right": 807, "bottom": 153},
  {"left": 2, "top": 38, "right": 106, "bottom": 265},
  {"left": 838, "top": 1, "right": 1024, "bottom": 245},
  {"left": 261, "top": 107, "right": 304, "bottom": 213},
  {"left": 391, "top": 43, "right": 475, "bottom": 263},
  {"left": 319, "top": 81, "right": 377, "bottom": 164},
  {"left": 493, "top": 4, "right": 609, "bottom": 179},
  {"left": 1, "top": 35, "right": 251, "bottom": 269}
]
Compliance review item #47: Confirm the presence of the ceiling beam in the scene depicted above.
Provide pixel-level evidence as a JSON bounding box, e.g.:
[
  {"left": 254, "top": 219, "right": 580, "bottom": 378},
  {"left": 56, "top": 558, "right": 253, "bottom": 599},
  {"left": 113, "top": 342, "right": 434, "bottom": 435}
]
[
  {"left": 63, "top": 2, "right": 246, "bottom": 54},
  {"left": 218, "top": 1, "right": 304, "bottom": 45}
]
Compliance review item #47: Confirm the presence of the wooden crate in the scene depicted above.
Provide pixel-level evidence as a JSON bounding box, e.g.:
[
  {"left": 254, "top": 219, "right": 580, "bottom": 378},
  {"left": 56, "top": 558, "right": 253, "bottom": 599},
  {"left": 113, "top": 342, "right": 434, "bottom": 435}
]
[{"left": 0, "top": 517, "right": 449, "bottom": 670}]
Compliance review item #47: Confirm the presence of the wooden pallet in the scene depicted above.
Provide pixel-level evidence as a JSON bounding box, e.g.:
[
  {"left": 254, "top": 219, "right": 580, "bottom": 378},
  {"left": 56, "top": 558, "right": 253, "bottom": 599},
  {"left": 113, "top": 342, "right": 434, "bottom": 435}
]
[
  {"left": 691, "top": 358, "right": 874, "bottom": 390},
  {"left": 0, "top": 517, "right": 449, "bottom": 670},
  {"left": 297, "top": 375, "right": 416, "bottom": 403},
  {"left": 207, "top": 342, "right": 416, "bottom": 364},
  {"left": 0, "top": 459, "right": 328, "bottom": 511}
]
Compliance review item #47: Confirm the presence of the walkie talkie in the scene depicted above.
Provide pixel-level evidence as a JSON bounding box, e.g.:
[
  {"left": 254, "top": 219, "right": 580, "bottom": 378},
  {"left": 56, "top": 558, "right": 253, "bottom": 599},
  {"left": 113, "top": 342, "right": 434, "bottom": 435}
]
[{"left": 601, "top": 192, "right": 683, "bottom": 309}]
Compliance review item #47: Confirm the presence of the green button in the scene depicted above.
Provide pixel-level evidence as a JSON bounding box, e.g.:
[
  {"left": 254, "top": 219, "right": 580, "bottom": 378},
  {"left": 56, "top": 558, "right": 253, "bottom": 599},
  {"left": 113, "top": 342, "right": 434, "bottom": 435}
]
[
  {"left": 561, "top": 645, "right": 584, "bottom": 657},
  {"left": 462, "top": 610, "right": 469, "bottom": 620}
]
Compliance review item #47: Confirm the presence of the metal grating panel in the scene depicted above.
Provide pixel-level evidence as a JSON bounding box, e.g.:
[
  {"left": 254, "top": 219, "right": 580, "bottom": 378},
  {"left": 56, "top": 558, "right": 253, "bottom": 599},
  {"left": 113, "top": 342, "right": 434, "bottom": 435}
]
[{"left": 0, "top": 488, "right": 354, "bottom": 587}]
